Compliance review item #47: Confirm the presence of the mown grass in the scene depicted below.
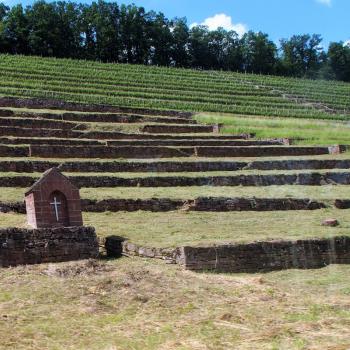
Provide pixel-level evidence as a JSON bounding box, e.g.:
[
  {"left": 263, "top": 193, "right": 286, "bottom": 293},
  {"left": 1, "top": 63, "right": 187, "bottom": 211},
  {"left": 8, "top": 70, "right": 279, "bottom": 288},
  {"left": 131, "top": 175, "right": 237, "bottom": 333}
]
[
  {"left": 1, "top": 153, "right": 350, "bottom": 164},
  {"left": 0, "top": 258, "right": 349, "bottom": 349},
  {"left": 196, "top": 113, "right": 350, "bottom": 145},
  {"left": 0, "top": 167, "right": 349, "bottom": 180},
  {"left": 1, "top": 185, "right": 350, "bottom": 203},
  {"left": 2, "top": 209, "right": 349, "bottom": 247}
]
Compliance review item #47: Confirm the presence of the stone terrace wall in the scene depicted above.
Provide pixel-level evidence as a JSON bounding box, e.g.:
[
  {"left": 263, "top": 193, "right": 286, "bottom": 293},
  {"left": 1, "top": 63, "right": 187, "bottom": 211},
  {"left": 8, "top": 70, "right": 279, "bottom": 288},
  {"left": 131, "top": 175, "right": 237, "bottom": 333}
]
[
  {"left": 141, "top": 125, "right": 215, "bottom": 134},
  {"left": 0, "top": 197, "right": 327, "bottom": 214},
  {"left": 2, "top": 172, "right": 350, "bottom": 188},
  {"left": 196, "top": 146, "right": 341, "bottom": 157},
  {"left": 0, "top": 118, "right": 88, "bottom": 130},
  {"left": 14, "top": 112, "right": 196, "bottom": 125},
  {"left": 177, "top": 236, "right": 350, "bottom": 272},
  {"left": 0, "top": 127, "right": 78, "bottom": 139},
  {"left": 0, "top": 226, "right": 99, "bottom": 267},
  {"left": 1, "top": 137, "right": 103, "bottom": 146},
  {"left": 0, "top": 126, "right": 251, "bottom": 140},
  {"left": 29, "top": 145, "right": 196, "bottom": 159},
  {"left": 1, "top": 159, "right": 350, "bottom": 174},
  {"left": 106, "top": 139, "right": 284, "bottom": 147},
  {"left": 0, "top": 96, "right": 193, "bottom": 118},
  {"left": 0, "top": 145, "right": 29, "bottom": 157},
  {"left": 28, "top": 145, "right": 339, "bottom": 159}
]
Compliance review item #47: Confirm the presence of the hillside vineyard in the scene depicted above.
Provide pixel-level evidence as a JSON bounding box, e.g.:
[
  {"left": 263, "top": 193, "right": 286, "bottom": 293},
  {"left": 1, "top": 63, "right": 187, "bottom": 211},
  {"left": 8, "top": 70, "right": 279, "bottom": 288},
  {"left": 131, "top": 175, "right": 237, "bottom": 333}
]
[{"left": 0, "top": 55, "right": 349, "bottom": 119}]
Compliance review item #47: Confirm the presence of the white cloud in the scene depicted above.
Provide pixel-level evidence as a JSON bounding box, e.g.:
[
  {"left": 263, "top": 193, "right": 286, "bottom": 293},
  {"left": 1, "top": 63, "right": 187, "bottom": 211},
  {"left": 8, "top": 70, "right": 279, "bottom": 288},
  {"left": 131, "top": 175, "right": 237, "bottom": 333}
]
[
  {"left": 315, "top": 0, "right": 332, "bottom": 7},
  {"left": 191, "top": 13, "right": 248, "bottom": 37},
  {"left": 344, "top": 40, "right": 350, "bottom": 47}
]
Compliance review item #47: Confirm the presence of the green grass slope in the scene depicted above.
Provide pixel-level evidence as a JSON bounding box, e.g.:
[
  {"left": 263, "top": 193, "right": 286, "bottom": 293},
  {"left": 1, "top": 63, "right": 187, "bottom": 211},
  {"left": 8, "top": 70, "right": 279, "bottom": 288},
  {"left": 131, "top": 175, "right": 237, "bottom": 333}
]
[{"left": 0, "top": 54, "right": 349, "bottom": 120}]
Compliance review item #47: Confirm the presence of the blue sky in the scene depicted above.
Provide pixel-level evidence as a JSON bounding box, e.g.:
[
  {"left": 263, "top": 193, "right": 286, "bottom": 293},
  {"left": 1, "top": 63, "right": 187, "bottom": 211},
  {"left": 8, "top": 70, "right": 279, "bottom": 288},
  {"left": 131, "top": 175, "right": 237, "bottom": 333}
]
[{"left": 3, "top": 0, "right": 349, "bottom": 47}]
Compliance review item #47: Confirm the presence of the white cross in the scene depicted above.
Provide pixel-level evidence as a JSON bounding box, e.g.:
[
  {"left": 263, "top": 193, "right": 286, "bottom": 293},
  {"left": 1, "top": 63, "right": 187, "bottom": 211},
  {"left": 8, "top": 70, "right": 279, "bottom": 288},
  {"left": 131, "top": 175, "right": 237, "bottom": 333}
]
[{"left": 50, "top": 196, "right": 61, "bottom": 222}]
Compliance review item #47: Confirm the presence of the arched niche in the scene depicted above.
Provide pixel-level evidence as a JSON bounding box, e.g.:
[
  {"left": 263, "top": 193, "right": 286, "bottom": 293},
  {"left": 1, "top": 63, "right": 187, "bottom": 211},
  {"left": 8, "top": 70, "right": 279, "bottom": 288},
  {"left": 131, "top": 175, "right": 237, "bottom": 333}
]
[{"left": 49, "top": 190, "right": 70, "bottom": 227}]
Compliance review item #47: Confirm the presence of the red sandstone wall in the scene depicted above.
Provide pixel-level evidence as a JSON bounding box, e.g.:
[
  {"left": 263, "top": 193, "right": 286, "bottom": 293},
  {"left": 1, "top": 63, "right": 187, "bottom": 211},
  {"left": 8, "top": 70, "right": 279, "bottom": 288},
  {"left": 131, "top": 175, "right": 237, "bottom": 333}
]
[{"left": 0, "top": 227, "right": 98, "bottom": 267}]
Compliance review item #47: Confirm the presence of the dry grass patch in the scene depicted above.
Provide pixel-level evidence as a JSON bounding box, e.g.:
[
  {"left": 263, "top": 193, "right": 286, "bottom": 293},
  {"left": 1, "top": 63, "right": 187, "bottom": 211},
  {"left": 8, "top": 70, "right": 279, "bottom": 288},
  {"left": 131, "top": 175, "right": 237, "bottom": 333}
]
[{"left": 0, "top": 258, "right": 349, "bottom": 349}]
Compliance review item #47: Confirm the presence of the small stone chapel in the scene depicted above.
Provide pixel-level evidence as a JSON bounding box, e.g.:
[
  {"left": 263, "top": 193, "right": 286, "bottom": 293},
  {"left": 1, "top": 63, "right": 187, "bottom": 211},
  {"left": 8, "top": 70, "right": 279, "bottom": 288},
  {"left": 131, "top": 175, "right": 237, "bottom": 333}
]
[{"left": 25, "top": 167, "right": 83, "bottom": 229}]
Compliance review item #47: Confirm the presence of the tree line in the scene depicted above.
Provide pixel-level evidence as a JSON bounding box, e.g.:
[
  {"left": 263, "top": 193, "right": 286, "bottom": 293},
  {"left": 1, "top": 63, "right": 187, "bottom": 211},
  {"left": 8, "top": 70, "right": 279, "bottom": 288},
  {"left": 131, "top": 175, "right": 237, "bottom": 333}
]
[{"left": 0, "top": 0, "right": 349, "bottom": 82}]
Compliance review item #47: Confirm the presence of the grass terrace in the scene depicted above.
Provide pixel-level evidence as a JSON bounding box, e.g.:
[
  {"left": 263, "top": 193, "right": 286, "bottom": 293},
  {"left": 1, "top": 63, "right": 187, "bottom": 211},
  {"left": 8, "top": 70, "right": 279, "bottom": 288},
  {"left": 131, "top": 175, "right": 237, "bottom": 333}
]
[
  {"left": 0, "top": 51, "right": 350, "bottom": 350},
  {"left": 0, "top": 167, "right": 349, "bottom": 180},
  {"left": 2, "top": 185, "right": 350, "bottom": 203},
  {"left": 197, "top": 113, "right": 350, "bottom": 145},
  {"left": 0, "top": 259, "right": 350, "bottom": 349},
  {"left": 1, "top": 209, "right": 349, "bottom": 247}
]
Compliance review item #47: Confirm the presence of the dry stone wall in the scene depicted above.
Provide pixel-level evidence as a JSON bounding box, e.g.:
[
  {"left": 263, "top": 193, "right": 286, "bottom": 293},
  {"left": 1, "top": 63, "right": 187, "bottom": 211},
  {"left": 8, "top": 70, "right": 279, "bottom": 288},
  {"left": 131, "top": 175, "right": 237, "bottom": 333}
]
[
  {"left": 13, "top": 111, "right": 196, "bottom": 125},
  {"left": 177, "top": 236, "right": 350, "bottom": 272},
  {"left": 0, "top": 226, "right": 99, "bottom": 267},
  {"left": 1, "top": 159, "right": 350, "bottom": 174},
  {"left": 0, "top": 197, "right": 326, "bottom": 214},
  {"left": 196, "top": 146, "right": 341, "bottom": 157},
  {"left": 0, "top": 96, "right": 193, "bottom": 118},
  {"left": 1, "top": 137, "right": 103, "bottom": 146},
  {"left": 29, "top": 145, "right": 196, "bottom": 159},
  {"left": 0, "top": 145, "right": 29, "bottom": 157},
  {"left": 2, "top": 172, "right": 350, "bottom": 188},
  {"left": 0, "top": 118, "right": 88, "bottom": 130},
  {"left": 106, "top": 139, "right": 285, "bottom": 147},
  {"left": 141, "top": 124, "right": 216, "bottom": 134},
  {"left": 28, "top": 145, "right": 339, "bottom": 159},
  {"left": 0, "top": 126, "right": 251, "bottom": 140},
  {"left": 334, "top": 200, "right": 350, "bottom": 209},
  {"left": 117, "top": 236, "right": 350, "bottom": 273}
]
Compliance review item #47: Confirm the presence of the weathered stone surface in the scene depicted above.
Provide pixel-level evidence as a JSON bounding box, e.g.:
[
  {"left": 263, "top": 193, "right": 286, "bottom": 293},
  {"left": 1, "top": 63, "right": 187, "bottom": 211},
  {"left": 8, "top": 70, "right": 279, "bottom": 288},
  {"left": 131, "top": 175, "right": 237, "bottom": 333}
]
[
  {"left": 141, "top": 124, "right": 216, "bottom": 134},
  {"left": 1, "top": 159, "right": 350, "bottom": 174},
  {"left": 334, "top": 199, "right": 350, "bottom": 209},
  {"left": 2, "top": 172, "right": 350, "bottom": 188},
  {"left": 0, "top": 202, "right": 26, "bottom": 214},
  {"left": 105, "top": 236, "right": 126, "bottom": 258},
  {"left": 106, "top": 139, "right": 285, "bottom": 147},
  {"left": 1, "top": 197, "right": 327, "bottom": 214},
  {"left": 0, "top": 110, "right": 14, "bottom": 117},
  {"left": 187, "top": 197, "right": 326, "bottom": 212},
  {"left": 29, "top": 145, "right": 196, "bottom": 159},
  {"left": 0, "top": 145, "right": 29, "bottom": 157},
  {"left": 122, "top": 241, "right": 179, "bottom": 263},
  {"left": 10, "top": 111, "right": 196, "bottom": 125},
  {"left": 322, "top": 219, "right": 339, "bottom": 227},
  {"left": 0, "top": 96, "right": 193, "bottom": 118},
  {"left": 0, "top": 117, "right": 88, "bottom": 130},
  {"left": 177, "top": 236, "right": 350, "bottom": 272},
  {"left": 28, "top": 145, "right": 339, "bottom": 159},
  {"left": 0, "top": 226, "right": 99, "bottom": 267},
  {"left": 0, "top": 126, "right": 251, "bottom": 140},
  {"left": 0, "top": 137, "right": 103, "bottom": 146},
  {"left": 195, "top": 146, "right": 341, "bottom": 157}
]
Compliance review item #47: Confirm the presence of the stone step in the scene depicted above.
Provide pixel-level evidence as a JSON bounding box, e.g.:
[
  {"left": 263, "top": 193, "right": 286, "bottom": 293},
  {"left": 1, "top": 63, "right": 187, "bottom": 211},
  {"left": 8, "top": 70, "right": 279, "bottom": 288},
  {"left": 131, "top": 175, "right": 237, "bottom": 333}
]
[
  {"left": 141, "top": 124, "right": 218, "bottom": 134},
  {"left": 0, "top": 117, "right": 88, "bottom": 130},
  {"left": 0, "top": 137, "right": 285, "bottom": 147},
  {"left": 1, "top": 159, "right": 350, "bottom": 173},
  {"left": 28, "top": 145, "right": 340, "bottom": 159},
  {"left": 0, "top": 96, "right": 194, "bottom": 118},
  {"left": 0, "top": 197, "right": 328, "bottom": 214},
  {"left": 106, "top": 139, "right": 286, "bottom": 147},
  {"left": 0, "top": 126, "right": 251, "bottom": 140},
  {"left": 5, "top": 111, "right": 197, "bottom": 125},
  {"left": 0, "top": 137, "right": 104, "bottom": 146},
  {"left": 1, "top": 171, "right": 350, "bottom": 187}
]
